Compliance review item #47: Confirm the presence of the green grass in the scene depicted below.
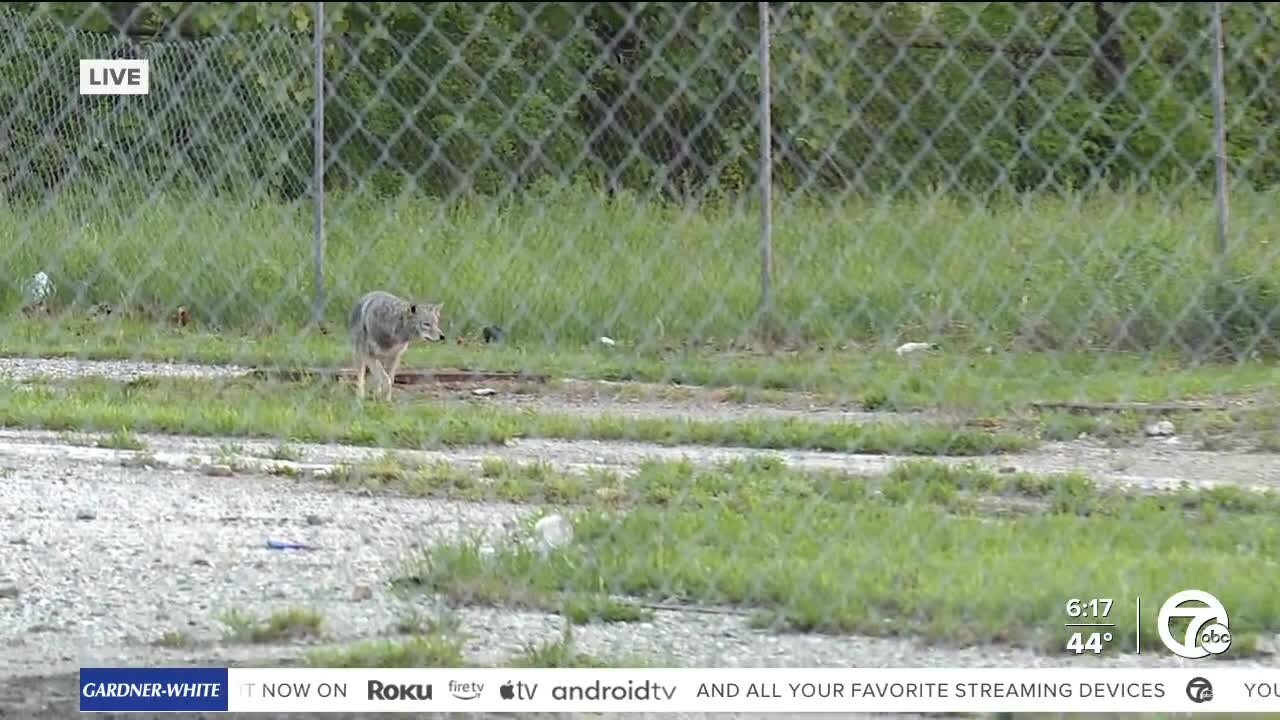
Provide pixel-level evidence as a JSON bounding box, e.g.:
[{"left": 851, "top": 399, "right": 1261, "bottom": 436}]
[
  {"left": 0, "top": 376, "right": 1034, "bottom": 455},
  {"left": 506, "top": 626, "right": 657, "bottom": 668},
  {"left": 265, "top": 443, "right": 304, "bottom": 461},
  {"left": 300, "top": 606, "right": 646, "bottom": 669},
  {"left": 560, "top": 594, "right": 655, "bottom": 625},
  {"left": 302, "top": 624, "right": 645, "bottom": 669},
  {"left": 95, "top": 427, "right": 147, "bottom": 450},
  {"left": 304, "top": 635, "right": 467, "bottom": 668},
  {"left": 5, "top": 312, "right": 1279, "bottom": 417},
  {"left": 6, "top": 184, "right": 1280, "bottom": 358},
  {"left": 152, "top": 630, "right": 194, "bottom": 649},
  {"left": 401, "top": 458, "right": 1280, "bottom": 654},
  {"left": 218, "top": 607, "right": 326, "bottom": 644},
  {"left": 309, "top": 452, "right": 1123, "bottom": 516},
  {"left": 316, "top": 452, "right": 1280, "bottom": 518}
]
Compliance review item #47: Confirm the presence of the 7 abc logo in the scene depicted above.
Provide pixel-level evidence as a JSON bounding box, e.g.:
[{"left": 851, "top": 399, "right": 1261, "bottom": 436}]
[
  {"left": 1185, "top": 676, "right": 1213, "bottom": 704},
  {"left": 1158, "top": 589, "right": 1231, "bottom": 660}
]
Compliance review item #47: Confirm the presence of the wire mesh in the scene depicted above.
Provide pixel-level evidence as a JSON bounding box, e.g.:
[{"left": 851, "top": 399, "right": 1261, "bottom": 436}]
[{"left": 1, "top": 1, "right": 1279, "bottom": 674}]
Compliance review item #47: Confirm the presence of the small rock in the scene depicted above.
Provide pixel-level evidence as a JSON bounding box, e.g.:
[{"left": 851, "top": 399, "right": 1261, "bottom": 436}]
[
  {"left": 0, "top": 585, "right": 19, "bottom": 599},
  {"left": 1146, "top": 420, "right": 1176, "bottom": 437},
  {"left": 201, "top": 464, "right": 234, "bottom": 477},
  {"left": 471, "top": 387, "right": 497, "bottom": 397},
  {"left": 998, "top": 466, "right": 1017, "bottom": 474},
  {"left": 76, "top": 511, "right": 95, "bottom": 521},
  {"left": 351, "top": 585, "right": 373, "bottom": 602},
  {"left": 191, "top": 558, "right": 210, "bottom": 567},
  {"left": 482, "top": 325, "right": 505, "bottom": 343},
  {"left": 305, "top": 514, "right": 323, "bottom": 526},
  {"left": 599, "top": 336, "right": 616, "bottom": 346}
]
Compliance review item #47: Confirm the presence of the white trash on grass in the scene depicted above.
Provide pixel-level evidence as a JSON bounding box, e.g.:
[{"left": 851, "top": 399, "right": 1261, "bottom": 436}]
[
  {"left": 534, "top": 513, "right": 573, "bottom": 554},
  {"left": 895, "top": 341, "right": 939, "bottom": 356},
  {"left": 23, "top": 271, "right": 53, "bottom": 304}
]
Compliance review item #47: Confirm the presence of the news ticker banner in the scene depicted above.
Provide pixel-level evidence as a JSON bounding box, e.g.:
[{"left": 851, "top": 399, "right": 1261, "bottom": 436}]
[{"left": 80, "top": 666, "right": 1279, "bottom": 714}]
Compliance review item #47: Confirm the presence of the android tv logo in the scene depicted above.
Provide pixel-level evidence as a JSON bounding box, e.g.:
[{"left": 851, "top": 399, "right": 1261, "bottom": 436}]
[{"left": 1158, "top": 590, "right": 1231, "bottom": 659}]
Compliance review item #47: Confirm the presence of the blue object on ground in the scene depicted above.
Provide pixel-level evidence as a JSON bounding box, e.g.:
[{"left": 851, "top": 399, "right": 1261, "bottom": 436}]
[{"left": 266, "top": 538, "right": 317, "bottom": 550}]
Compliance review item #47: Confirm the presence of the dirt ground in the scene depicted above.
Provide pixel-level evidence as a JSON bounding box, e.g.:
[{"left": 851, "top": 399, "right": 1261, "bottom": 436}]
[{"left": 1, "top": 357, "right": 1276, "bottom": 717}]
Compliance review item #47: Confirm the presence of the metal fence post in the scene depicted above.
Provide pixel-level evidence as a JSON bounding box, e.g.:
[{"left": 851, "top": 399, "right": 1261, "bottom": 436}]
[
  {"left": 311, "top": 1, "right": 327, "bottom": 328},
  {"left": 1210, "top": 1, "right": 1229, "bottom": 262},
  {"left": 757, "top": 1, "right": 774, "bottom": 341}
]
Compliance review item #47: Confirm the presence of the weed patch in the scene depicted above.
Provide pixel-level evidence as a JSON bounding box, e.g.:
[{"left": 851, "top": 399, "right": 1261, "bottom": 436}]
[
  {"left": 403, "top": 459, "right": 1280, "bottom": 652},
  {"left": 218, "top": 607, "right": 325, "bottom": 644}
]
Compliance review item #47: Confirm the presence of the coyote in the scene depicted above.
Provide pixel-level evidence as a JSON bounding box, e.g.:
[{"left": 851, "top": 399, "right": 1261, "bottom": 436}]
[{"left": 348, "top": 290, "right": 445, "bottom": 400}]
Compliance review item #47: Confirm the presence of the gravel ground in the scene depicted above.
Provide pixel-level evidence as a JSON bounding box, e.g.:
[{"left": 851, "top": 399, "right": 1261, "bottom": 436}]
[
  {"left": 4, "top": 429, "right": 1276, "bottom": 676},
  {"left": 2, "top": 355, "right": 1278, "bottom": 718},
  {"left": 2, "top": 427, "right": 1277, "bottom": 682},
  {"left": 0, "top": 357, "right": 250, "bottom": 383}
]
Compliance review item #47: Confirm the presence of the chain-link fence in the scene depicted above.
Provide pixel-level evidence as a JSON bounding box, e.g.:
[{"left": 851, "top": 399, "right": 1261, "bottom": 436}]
[
  {"left": 5, "top": 2, "right": 1277, "bottom": 352},
  {"left": 2, "top": 1, "right": 1280, "bottom": 677}
]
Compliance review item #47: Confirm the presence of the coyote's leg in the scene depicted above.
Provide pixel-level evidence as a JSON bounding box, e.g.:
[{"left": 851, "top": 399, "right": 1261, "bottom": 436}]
[
  {"left": 383, "top": 347, "right": 408, "bottom": 400},
  {"left": 373, "top": 358, "right": 394, "bottom": 401},
  {"left": 355, "top": 354, "right": 368, "bottom": 398}
]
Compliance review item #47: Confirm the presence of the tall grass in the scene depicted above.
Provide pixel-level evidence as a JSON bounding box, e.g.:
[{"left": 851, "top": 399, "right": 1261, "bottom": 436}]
[{"left": 5, "top": 182, "right": 1280, "bottom": 355}]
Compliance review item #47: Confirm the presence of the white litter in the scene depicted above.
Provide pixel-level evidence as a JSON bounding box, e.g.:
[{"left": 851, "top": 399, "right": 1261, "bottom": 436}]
[
  {"left": 534, "top": 513, "right": 573, "bottom": 553},
  {"left": 24, "top": 271, "right": 53, "bottom": 303},
  {"left": 895, "top": 341, "right": 938, "bottom": 356}
]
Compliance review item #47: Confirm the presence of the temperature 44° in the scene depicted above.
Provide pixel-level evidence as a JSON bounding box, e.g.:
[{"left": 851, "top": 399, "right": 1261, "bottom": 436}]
[{"left": 1067, "top": 631, "right": 1112, "bottom": 654}]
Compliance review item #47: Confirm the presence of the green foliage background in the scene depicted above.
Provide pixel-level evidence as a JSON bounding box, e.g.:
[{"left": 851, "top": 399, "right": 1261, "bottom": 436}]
[{"left": 3, "top": 1, "right": 1278, "bottom": 202}]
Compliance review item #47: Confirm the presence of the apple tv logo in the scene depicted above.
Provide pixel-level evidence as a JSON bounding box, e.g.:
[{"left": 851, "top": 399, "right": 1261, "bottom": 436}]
[{"left": 499, "top": 680, "right": 537, "bottom": 700}]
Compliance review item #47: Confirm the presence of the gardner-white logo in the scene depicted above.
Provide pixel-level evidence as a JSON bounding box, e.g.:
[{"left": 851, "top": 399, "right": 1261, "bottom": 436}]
[{"left": 1158, "top": 589, "right": 1231, "bottom": 659}]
